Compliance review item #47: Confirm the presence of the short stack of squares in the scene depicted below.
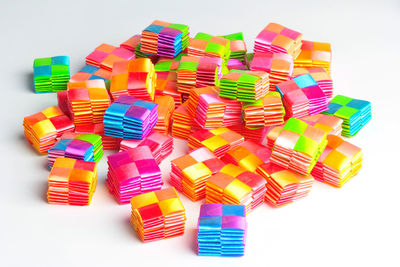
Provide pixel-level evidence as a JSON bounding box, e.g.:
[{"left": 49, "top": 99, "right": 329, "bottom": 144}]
[
  {"left": 69, "top": 65, "right": 111, "bottom": 86},
  {"left": 74, "top": 123, "right": 121, "bottom": 151},
  {"left": 188, "top": 33, "right": 231, "bottom": 63},
  {"left": 270, "top": 118, "right": 328, "bottom": 175},
  {"left": 221, "top": 143, "right": 265, "bottom": 173},
  {"left": 171, "top": 101, "right": 192, "bottom": 139},
  {"left": 176, "top": 56, "right": 223, "bottom": 94},
  {"left": 106, "top": 146, "right": 162, "bottom": 204},
  {"left": 276, "top": 74, "right": 328, "bottom": 118},
  {"left": 47, "top": 158, "right": 97, "bottom": 206},
  {"left": 301, "top": 114, "right": 343, "bottom": 136},
  {"left": 110, "top": 58, "right": 156, "bottom": 101},
  {"left": 206, "top": 164, "right": 266, "bottom": 213},
  {"left": 120, "top": 131, "right": 173, "bottom": 164},
  {"left": 188, "top": 128, "right": 244, "bottom": 157},
  {"left": 293, "top": 67, "right": 333, "bottom": 99},
  {"left": 48, "top": 133, "right": 103, "bottom": 169},
  {"left": 86, "top": 43, "right": 135, "bottom": 71},
  {"left": 219, "top": 32, "right": 247, "bottom": 60},
  {"left": 254, "top": 23, "right": 302, "bottom": 59},
  {"left": 103, "top": 95, "right": 158, "bottom": 140},
  {"left": 312, "top": 135, "right": 362, "bottom": 187},
  {"left": 154, "top": 96, "right": 175, "bottom": 135},
  {"left": 322, "top": 95, "right": 371, "bottom": 137},
  {"left": 219, "top": 70, "right": 269, "bottom": 102},
  {"left": 197, "top": 203, "right": 247, "bottom": 257},
  {"left": 242, "top": 91, "right": 285, "bottom": 127},
  {"left": 23, "top": 106, "right": 74, "bottom": 154},
  {"left": 130, "top": 188, "right": 186, "bottom": 242},
  {"left": 67, "top": 80, "right": 111, "bottom": 125},
  {"left": 256, "top": 162, "right": 314, "bottom": 207},
  {"left": 141, "top": 20, "right": 189, "bottom": 58},
  {"left": 294, "top": 40, "right": 332, "bottom": 73},
  {"left": 249, "top": 52, "right": 294, "bottom": 91},
  {"left": 170, "top": 147, "right": 226, "bottom": 201},
  {"left": 33, "top": 56, "right": 70, "bottom": 93}
]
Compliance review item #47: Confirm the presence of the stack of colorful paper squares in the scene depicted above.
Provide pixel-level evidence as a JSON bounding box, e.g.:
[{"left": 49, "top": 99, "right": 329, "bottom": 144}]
[
  {"left": 119, "top": 131, "right": 173, "bottom": 164},
  {"left": 130, "top": 188, "right": 186, "bottom": 242},
  {"left": 86, "top": 43, "right": 135, "bottom": 71},
  {"left": 197, "top": 203, "right": 247, "bottom": 257},
  {"left": 154, "top": 96, "right": 175, "bottom": 135},
  {"left": 176, "top": 56, "right": 223, "bottom": 94},
  {"left": 69, "top": 65, "right": 111, "bottom": 86},
  {"left": 67, "top": 80, "right": 111, "bottom": 125},
  {"left": 47, "top": 158, "right": 97, "bottom": 206},
  {"left": 120, "top": 34, "right": 159, "bottom": 61},
  {"left": 109, "top": 58, "right": 156, "bottom": 101},
  {"left": 219, "top": 70, "right": 269, "bottom": 101},
  {"left": 254, "top": 23, "right": 302, "bottom": 59},
  {"left": 206, "top": 164, "right": 266, "bottom": 213},
  {"left": 294, "top": 40, "right": 332, "bottom": 73},
  {"left": 74, "top": 123, "right": 121, "bottom": 151},
  {"left": 47, "top": 133, "right": 103, "bottom": 169},
  {"left": 171, "top": 101, "right": 191, "bottom": 139},
  {"left": 270, "top": 118, "right": 328, "bottom": 175},
  {"left": 301, "top": 114, "right": 343, "bottom": 136},
  {"left": 188, "top": 128, "right": 244, "bottom": 157},
  {"left": 312, "top": 135, "right": 362, "bottom": 187},
  {"left": 170, "top": 147, "right": 225, "bottom": 201},
  {"left": 221, "top": 142, "right": 265, "bottom": 173},
  {"left": 103, "top": 95, "right": 158, "bottom": 140},
  {"left": 275, "top": 74, "right": 328, "bottom": 118},
  {"left": 220, "top": 32, "right": 247, "bottom": 60},
  {"left": 249, "top": 52, "right": 294, "bottom": 91},
  {"left": 23, "top": 106, "right": 74, "bottom": 154},
  {"left": 322, "top": 95, "right": 372, "bottom": 137},
  {"left": 293, "top": 67, "right": 333, "bottom": 99},
  {"left": 256, "top": 162, "right": 314, "bottom": 207},
  {"left": 188, "top": 33, "right": 231, "bottom": 63},
  {"left": 33, "top": 56, "right": 70, "bottom": 93},
  {"left": 106, "top": 146, "right": 162, "bottom": 204},
  {"left": 141, "top": 20, "right": 189, "bottom": 58}
]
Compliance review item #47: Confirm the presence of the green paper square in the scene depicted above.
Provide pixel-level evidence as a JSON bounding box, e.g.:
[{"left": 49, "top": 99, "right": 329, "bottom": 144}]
[
  {"left": 195, "top": 32, "right": 212, "bottom": 41},
  {"left": 294, "top": 135, "right": 318, "bottom": 156},
  {"left": 34, "top": 57, "right": 51, "bottom": 67},
  {"left": 178, "top": 61, "right": 198, "bottom": 71},
  {"left": 168, "top": 24, "right": 188, "bottom": 32},
  {"left": 155, "top": 61, "right": 173, "bottom": 72},
  {"left": 238, "top": 74, "right": 258, "bottom": 84},
  {"left": 51, "top": 64, "right": 69, "bottom": 75},
  {"left": 206, "top": 42, "right": 224, "bottom": 55},
  {"left": 331, "top": 95, "right": 353, "bottom": 105},
  {"left": 335, "top": 106, "right": 359, "bottom": 120},
  {"left": 283, "top": 118, "right": 308, "bottom": 135}
]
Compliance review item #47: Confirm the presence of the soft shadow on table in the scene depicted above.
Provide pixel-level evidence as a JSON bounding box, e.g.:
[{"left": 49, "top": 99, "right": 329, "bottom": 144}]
[
  {"left": 39, "top": 180, "right": 48, "bottom": 203},
  {"left": 25, "top": 72, "right": 34, "bottom": 93}
]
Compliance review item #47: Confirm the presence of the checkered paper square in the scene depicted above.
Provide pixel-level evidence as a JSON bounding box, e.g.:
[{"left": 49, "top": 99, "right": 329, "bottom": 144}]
[
  {"left": 188, "top": 32, "right": 231, "bottom": 63},
  {"left": 86, "top": 43, "right": 135, "bottom": 71},
  {"left": 294, "top": 40, "right": 332, "bottom": 73},
  {"left": 293, "top": 67, "right": 333, "bottom": 99},
  {"left": 33, "top": 56, "right": 70, "bottom": 93}
]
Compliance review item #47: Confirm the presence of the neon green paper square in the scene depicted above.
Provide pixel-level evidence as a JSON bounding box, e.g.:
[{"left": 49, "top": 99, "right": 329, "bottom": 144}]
[
  {"left": 294, "top": 135, "right": 318, "bottom": 156},
  {"left": 34, "top": 57, "right": 51, "bottom": 67},
  {"left": 283, "top": 118, "right": 308, "bottom": 135},
  {"left": 331, "top": 95, "right": 353, "bottom": 105},
  {"left": 335, "top": 106, "right": 359, "bottom": 120}
]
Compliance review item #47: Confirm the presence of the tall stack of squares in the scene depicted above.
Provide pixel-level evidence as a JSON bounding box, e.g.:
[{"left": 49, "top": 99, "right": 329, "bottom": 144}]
[
  {"left": 141, "top": 20, "right": 189, "bottom": 58},
  {"left": 249, "top": 52, "right": 294, "bottom": 91},
  {"left": 256, "top": 162, "right": 314, "bottom": 207},
  {"left": 220, "top": 32, "right": 247, "bottom": 60},
  {"left": 86, "top": 43, "right": 135, "bottom": 71},
  {"left": 176, "top": 56, "right": 223, "bottom": 94},
  {"left": 74, "top": 123, "right": 121, "bottom": 151},
  {"left": 254, "top": 23, "right": 302, "bottom": 59},
  {"left": 312, "top": 135, "right": 362, "bottom": 187},
  {"left": 69, "top": 65, "right": 111, "bottom": 87},
  {"left": 33, "top": 56, "right": 70, "bottom": 93},
  {"left": 23, "top": 106, "right": 74, "bottom": 154},
  {"left": 219, "top": 70, "right": 269, "bottom": 102},
  {"left": 170, "top": 147, "right": 225, "bottom": 201},
  {"left": 275, "top": 74, "right": 328, "bottom": 118},
  {"left": 221, "top": 143, "right": 265, "bottom": 172},
  {"left": 103, "top": 95, "right": 158, "bottom": 140},
  {"left": 294, "top": 40, "right": 332, "bottom": 73},
  {"left": 206, "top": 164, "right": 266, "bottom": 213},
  {"left": 301, "top": 114, "right": 343, "bottom": 136},
  {"left": 47, "top": 158, "right": 97, "bottom": 206},
  {"left": 154, "top": 96, "right": 175, "bottom": 135},
  {"left": 67, "top": 80, "right": 111, "bottom": 125},
  {"left": 110, "top": 58, "right": 156, "bottom": 101},
  {"left": 197, "top": 203, "right": 247, "bottom": 257},
  {"left": 130, "top": 188, "right": 186, "bottom": 242},
  {"left": 188, "top": 33, "right": 231, "bottom": 63},
  {"left": 293, "top": 67, "right": 333, "bottom": 99},
  {"left": 188, "top": 128, "right": 244, "bottom": 157},
  {"left": 47, "top": 133, "right": 103, "bottom": 169},
  {"left": 171, "top": 102, "right": 192, "bottom": 139},
  {"left": 119, "top": 131, "right": 173, "bottom": 164},
  {"left": 270, "top": 118, "right": 328, "bottom": 175},
  {"left": 106, "top": 146, "right": 162, "bottom": 204},
  {"left": 322, "top": 95, "right": 372, "bottom": 137}
]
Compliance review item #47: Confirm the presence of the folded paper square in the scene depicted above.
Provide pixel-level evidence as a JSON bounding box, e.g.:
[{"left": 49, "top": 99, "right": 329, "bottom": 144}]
[
  {"left": 293, "top": 67, "right": 333, "bottom": 99},
  {"left": 23, "top": 106, "right": 74, "bottom": 154},
  {"left": 188, "top": 33, "right": 231, "bottom": 63},
  {"left": 85, "top": 43, "right": 135, "bottom": 71},
  {"left": 294, "top": 40, "right": 332, "bottom": 73},
  {"left": 47, "top": 158, "right": 97, "bottom": 206},
  {"left": 69, "top": 65, "right": 111, "bottom": 88},
  {"left": 33, "top": 56, "right": 70, "bottom": 93}
]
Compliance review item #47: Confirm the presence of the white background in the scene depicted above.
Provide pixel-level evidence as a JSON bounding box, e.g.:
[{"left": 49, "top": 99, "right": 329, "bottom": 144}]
[{"left": 1, "top": 0, "right": 399, "bottom": 266}]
